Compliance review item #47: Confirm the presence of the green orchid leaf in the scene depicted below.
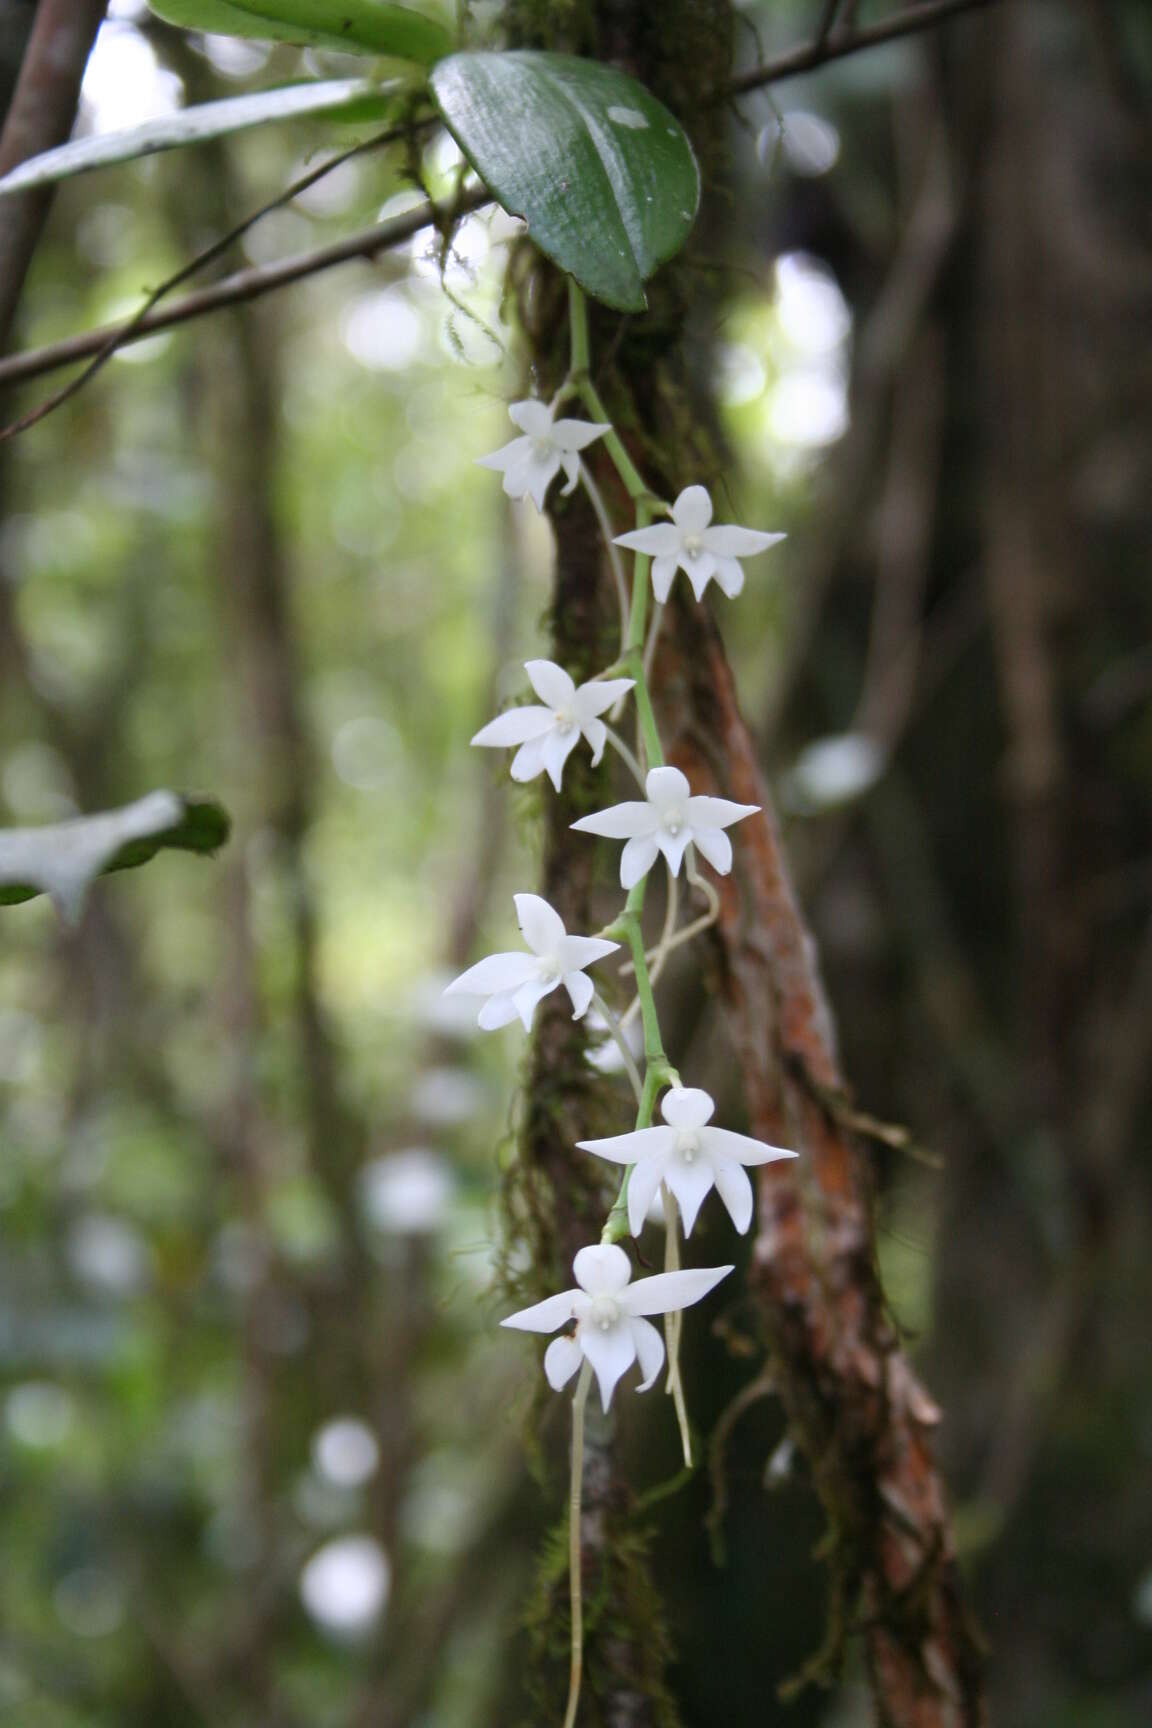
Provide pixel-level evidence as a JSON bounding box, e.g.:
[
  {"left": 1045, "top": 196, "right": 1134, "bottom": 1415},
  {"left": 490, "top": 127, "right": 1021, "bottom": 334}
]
[
  {"left": 147, "top": 0, "right": 452, "bottom": 65},
  {"left": 429, "top": 50, "right": 700, "bottom": 312},
  {"left": 0, "top": 793, "right": 231, "bottom": 921},
  {"left": 0, "top": 79, "right": 395, "bottom": 199}
]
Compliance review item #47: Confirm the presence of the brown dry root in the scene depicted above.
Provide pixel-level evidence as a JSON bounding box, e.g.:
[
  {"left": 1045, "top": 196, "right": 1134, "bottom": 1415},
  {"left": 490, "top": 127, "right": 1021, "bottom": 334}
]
[{"left": 660, "top": 603, "right": 986, "bottom": 1727}]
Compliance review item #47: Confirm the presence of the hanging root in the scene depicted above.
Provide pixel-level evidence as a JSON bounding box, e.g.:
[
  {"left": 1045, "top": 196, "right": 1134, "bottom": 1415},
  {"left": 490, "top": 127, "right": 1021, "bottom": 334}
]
[{"left": 562, "top": 1361, "right": 594, "bottom": 1728}]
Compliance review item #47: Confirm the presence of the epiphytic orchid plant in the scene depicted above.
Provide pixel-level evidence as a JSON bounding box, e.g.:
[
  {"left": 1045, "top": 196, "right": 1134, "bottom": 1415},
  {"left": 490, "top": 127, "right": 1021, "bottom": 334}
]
[{"left": 446, "top": 280, "right": 794, "bottom": 1727}]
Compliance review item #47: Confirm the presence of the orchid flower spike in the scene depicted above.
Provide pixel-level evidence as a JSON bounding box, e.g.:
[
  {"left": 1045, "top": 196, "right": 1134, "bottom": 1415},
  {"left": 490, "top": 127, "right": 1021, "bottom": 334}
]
[
  {"left": 444, "top": 893, "right": 617, "bottom": 1031},
  {"left": 614, "top": 484, "right": 785, "bottom": 602},
  {"left": 501, "top": 1242, "right": 732, "bottom": 1411},
  {"left": 471, "top": 660, "right": 634, "bottom": 793},
  {"left": 476, "top": 398, "right": 610, "bottom": 511},
  {"left": 572, "top": 765, "right": 759, "bottom": 888},
  {"left": 579, "top": 1086, "right": 796, "bottom": 1238}
]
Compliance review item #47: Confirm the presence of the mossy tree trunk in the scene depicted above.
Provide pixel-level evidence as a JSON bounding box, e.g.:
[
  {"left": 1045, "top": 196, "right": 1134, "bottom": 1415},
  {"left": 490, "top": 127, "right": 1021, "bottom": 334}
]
[{"left": 504, "top": 2, "right": 986, "bottom": 1724}]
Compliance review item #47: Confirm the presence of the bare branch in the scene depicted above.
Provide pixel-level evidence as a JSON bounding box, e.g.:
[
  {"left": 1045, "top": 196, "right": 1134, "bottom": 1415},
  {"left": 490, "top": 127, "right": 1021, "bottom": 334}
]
[
  {"left": 0, "top": 119, "right": 418, "bottom": 441},
  {"left": 0, "top": 0, "right": 1001, "bottom": 407},
  {"left": 721, "top": 0, "right": 1002, "bottom": 102},
  {"left": 0, "top": 186, "right": 489, "bottom": 396}
]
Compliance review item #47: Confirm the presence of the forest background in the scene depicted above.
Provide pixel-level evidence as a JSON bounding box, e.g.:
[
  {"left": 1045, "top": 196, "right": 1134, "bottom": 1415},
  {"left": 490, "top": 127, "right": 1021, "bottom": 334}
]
[{"left": 0, "top": 2, "right": 1149, "bottom": 1727}]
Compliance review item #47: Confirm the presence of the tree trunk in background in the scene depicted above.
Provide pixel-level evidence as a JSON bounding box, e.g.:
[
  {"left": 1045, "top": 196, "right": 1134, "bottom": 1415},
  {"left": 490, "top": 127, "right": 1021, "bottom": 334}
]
[
  {"left": 0, "top": 0, "right": 107, "bottom": 350},
  {"left": 761, "top": 3, "right": 1150, "bottom": 1725},
  {"left": 508, "top": 1, "right": 985, "bottom": 1723}
]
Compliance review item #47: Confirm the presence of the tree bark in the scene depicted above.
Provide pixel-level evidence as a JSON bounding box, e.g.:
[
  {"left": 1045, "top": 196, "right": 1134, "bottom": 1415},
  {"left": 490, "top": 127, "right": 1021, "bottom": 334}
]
[
  {"left": 509, "top": 0, "right": 987, "bottom": 1722},
  {"left": 0, "top": 0, "right": 108, "bottom": 351}
]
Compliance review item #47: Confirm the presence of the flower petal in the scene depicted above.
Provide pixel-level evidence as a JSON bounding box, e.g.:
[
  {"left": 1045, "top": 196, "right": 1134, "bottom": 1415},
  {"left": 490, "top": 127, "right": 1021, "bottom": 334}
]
[
  {"left": 577, "top": 1126, "right": 675, "bottom": 1167},
  {"left": 663, "top": 1154, "right": 716, "bottom": 1236},
  {"left": 645, "top": 765, "right": 691, "bottom": 806},
  {"left": 475, "top": 435, "right": 526, "bottom": 474},
  {"left": 685, "top": 795, "right": 760, "bottom": 830},
  {"left": 621, "top": 832, "right": 662, "bottom": 888},
  {"left": 691, "top": 827, "right": 732, "bottom": 875},
  {"left": 445, "top": 951, "right": 539, "bottom": 996},
  {"left": 510, "top": 734, "right": 549, "bottom": 782},
  {"left": 701, "top": 525, "right": 786, "bottom": 558},
  {"left": 555, "top": 934, "right": 619, "bottom": 971},
  {"left": 508, "top": 399, "right": 552, "bottom": 437},
  {"left": 711, "top": 1160, "right": 755, "bottom": 1234},
  {"left": 578, "top": 1318, "right": 637, "bottom": 1411},
  {"left": 572, "top": 801, "right": 659, "bottom": 840},
  {"left": 630, "top": 1317, "right": 665, "bottom": 1391},
  {"left": 583, "top": 716, "right": 608, "bottom": 765},
  {"left": 542, "top": 724, "right": 580, "bottom": 792},
  {"left": 563, "top": 970, "right": 594, "bottom": 1019},
  {"left": 512, "top": 975, "right": 558, "bottom": 1030},
  {"left": 477, "top": 990, "right": 521, "bottom": 1030},
  {"left": 551, "top": 417, "right": 611, "bottom": 451},
  {"left": 559, "top": 452, "right": 581, "bottom": 494},
  {"left": 660, "top": 1087, "right": 715, "bottom": 1130},
  {"left": 701, "top": 1128, "right": 797, "bottom": 1167},
  {"left": 471, "top": 706, "right": 554, "bottom": 748},
  {"left": 501, "top": 1287, "right": 580, "bottom": 1333},
  {"left": 524, "top": 452, "right": 561, "bottom": 511},
  {"left": 656, "top": 828, "right": 692, "bottom": 877},
  {"left": 709, "top": 555, "right": 745, "bottom": 599},
  {"left": 574, "top": 677, "right": 634, "bottom": 719},
  {"left": 613, "top": 522, "right": 682, "bottom": 556},
  {"left": 650, "top": 556, "right": 679, "bottom": 603},
  {"left": 544, "top": 1334, "right": 584, "bottom": 1390},
  {"left": 573, "top": 1243, "right": 632, "bottom": 1295},
  {"left": 625, "top": 1151, "right": 666, "bottom": 1237},
  {"left": 620, "top": 1263, "right": 733, "bottom": 1318},
  {"left": 524, "top": 659, "right": 575, "bottom": 709},
  {"left": 513, "top": 892, "right": 566, "bottom": 956},
  {"left": 684, "top": 551, "right": 718, "bottom": 601},
  {"left": 671, "top": 485, "right": 713, "bottom": 535}
]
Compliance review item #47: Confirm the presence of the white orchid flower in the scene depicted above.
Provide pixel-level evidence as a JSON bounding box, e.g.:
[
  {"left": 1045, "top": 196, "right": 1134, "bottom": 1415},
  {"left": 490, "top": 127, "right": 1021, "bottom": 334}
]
[
  {"left": 571, "top": 764, "right": 759, "bottom": 888},
  {"left": 501, "top": 1242, "right": 732, "bottom": 1411},
  {"left": 476, "top": 399, "right": 610, "bottom": 511},
  {"left": 614, "top": 484, "right": 785, "bottom": 602},
  {"left": 579, "top": 1086, "right": 796, "bottom": 1238},
  {"left": 471, "top": 660, "right": 635, "bottom": 793},
  {"left": 444, "top": 893, "right": 618, "bottom": 1031}
]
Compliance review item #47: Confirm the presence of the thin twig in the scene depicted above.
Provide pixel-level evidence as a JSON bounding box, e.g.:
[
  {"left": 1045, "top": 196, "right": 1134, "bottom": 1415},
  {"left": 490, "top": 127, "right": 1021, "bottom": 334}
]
[
  {"left": 0, "top": 119, "right": 416, "bottom": 441},
  {"left": 720, "top": 0, "right": 1001, "bottom": 102},
  {"left": 0, "top": 2, "right": 1000, "bottom": 398},
  {"left": 0, "top": 185, "right": 489, "bottom": 391}
]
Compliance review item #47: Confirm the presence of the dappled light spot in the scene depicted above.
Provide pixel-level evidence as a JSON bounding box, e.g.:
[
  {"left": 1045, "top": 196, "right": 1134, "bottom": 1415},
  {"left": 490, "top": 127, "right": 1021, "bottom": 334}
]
[
  {"left": 341, "top": 289, "right": 424, "bottom": 372},
  {"left": 359, "top": 1149, "right": 455, "bottom": 1235},
  {"left": 6, "top": 1382, "right": 75, "bottom": 1449},
  {"left": 781, "top": 732, "right": 886, "bottom": 814},
  {"left": 54, "top": 1568, "right": 124, "bottom": 1639},
  {"left": 82, "top": 22, "right": 182, "bottom": 136},
  {"left": 299, "top": 1536, "right": 390, "bottom": 1639},
  {"left": 313, "top": 1417, "right": 380, "bottom": 1489}
]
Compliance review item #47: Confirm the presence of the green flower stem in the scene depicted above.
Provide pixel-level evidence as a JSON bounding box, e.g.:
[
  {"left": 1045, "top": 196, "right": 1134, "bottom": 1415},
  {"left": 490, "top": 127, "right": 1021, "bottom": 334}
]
[{"left": 568, "top": 280, "right": 654, "bottom": 507}]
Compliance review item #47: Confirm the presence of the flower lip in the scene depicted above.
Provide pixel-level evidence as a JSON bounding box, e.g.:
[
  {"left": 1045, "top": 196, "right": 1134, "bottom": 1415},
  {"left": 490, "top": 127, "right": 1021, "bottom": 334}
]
[{"left": 587, "top": 1294, "right": 621, "bottom": 1330}]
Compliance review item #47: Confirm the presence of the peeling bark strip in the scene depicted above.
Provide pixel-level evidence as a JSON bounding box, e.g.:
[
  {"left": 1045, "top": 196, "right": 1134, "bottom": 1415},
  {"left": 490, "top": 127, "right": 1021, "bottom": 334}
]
[{"left": 665, "top": 610, "right": 986, "bottom": 1726}]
